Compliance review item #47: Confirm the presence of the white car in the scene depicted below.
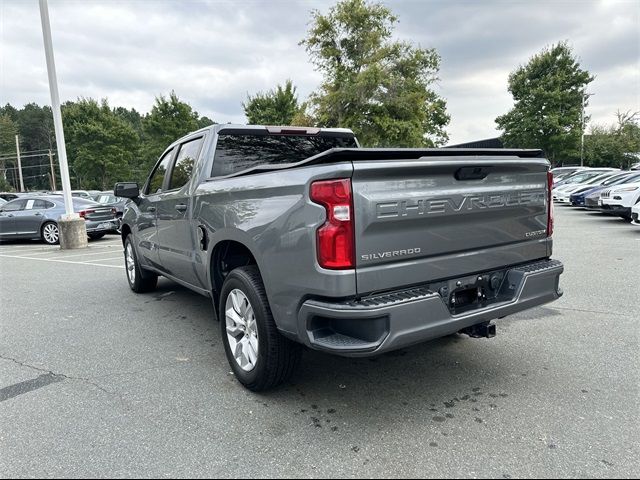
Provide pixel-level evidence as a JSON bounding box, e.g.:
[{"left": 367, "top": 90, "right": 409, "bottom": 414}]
[
  {"left": 631, "top": 203, "right": 640, "bottom": 226},
  {"left": 553, "top": 172, "right": 619, "bottom": 203},
  {"left": 600, "top": 181, "right": 640, "bottom": 220}
]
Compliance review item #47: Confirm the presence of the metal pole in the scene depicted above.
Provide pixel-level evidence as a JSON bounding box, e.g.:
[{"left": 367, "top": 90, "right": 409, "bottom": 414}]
[
  {"left": 580, "top": 93, "right": 585, "bottom": 167},
  {"left": 15, "top": 135, "right": 25, "bottom": 192},
  {"left": 39, "top": 0, "right": 74, "bottom": 217},
  {"left": 48, "top": 149, "right": 57, "bottom": 190}
]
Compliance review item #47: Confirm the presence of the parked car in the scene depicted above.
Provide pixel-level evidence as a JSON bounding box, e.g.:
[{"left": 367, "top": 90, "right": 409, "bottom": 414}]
[
  {"left": 0, "top": 195, "right": 118, "bottom": 244},
  {"left": 53, "top": 189, "right": 94, "bottom": 200},
  {"left": 576, "top": 172, "right": 640, "bottom": 208},
  {"left": 550, "top": 166, "right": 587, "bottom": 183},
  {"left": 600, "top": 180, "right": 640, "bottom": 220},
  {"left": 631, "top": 203, "right": 640, "bottom": 226},
  {"left": 93, "top": 191, "right": 127, "bottom": 231},
  {"left": 552, "top": 168, "right": 619, "bottom": 191},
  {"left": 0, "top": 198, "right": 6, "bottom": 206},
  {"left": 553, "top": 172, "right": 619, "bottom": 203},
  {"left": 116, "top": 124, "right": 563, "bottom": 391},
  {"left": 0, "top": 192, "right": 43, "bottom": 201}
]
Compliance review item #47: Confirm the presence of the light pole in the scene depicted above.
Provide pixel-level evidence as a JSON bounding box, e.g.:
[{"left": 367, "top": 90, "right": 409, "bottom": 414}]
[
  {"left": 39, "top": 0, "right": 87, "bottom": 249},
  {"left": 580, "top": 92, "right": 594, "bottom": 167}
]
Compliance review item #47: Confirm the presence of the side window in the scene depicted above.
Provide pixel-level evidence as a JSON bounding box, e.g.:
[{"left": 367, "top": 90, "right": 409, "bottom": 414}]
[
  {"left": 169, "top": 137, "right": 203, "bottom": 190},
  {"left": 2, "top": 200, "right": 26, "bottom": 212},
  {"left": 31, "top": 199, "right": 53, "bottom": 210},
  {"left": 146, "top": 149, "right": 174, "bottom": 194}
]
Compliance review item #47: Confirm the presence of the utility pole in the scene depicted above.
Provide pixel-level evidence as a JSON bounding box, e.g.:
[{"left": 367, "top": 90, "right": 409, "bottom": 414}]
[
  {"left": 15, "top": 135, "right": 25, "bottom": 192},
  {"left": 580, "top": 92, "right": 594, "bottom": 168},
  {"left": 48, "top": 149, "right": 57, "bottom": 190}
]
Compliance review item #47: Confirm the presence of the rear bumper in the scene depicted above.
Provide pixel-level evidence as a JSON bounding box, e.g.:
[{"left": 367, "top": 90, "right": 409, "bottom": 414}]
[
  {"left": 297, "top": 259, "right": 564, "bottom": 357},
  {"left": 85, "top": 219, "right": 119, "bottom": 233}
]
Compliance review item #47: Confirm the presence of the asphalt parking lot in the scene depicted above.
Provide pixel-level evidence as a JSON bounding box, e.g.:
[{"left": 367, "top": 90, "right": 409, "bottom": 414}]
[{"left": 1, "top": 207, "right": 638, "bottom": 478}]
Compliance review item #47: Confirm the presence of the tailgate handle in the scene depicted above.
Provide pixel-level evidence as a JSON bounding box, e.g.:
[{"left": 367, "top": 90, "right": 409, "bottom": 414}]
[{"left": 455, "top": 166, "right": 491, "bottom": 181}]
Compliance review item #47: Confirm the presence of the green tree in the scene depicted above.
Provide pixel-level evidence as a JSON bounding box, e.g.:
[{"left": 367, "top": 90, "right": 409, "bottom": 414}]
[
  {"left": 15, "top": 103, "right": 55, "bottom": 152},
  {"left": 197, "top": 116, "right": 215, "bottom": 129},
  {"left": 62, "top": 98, "right": 140, "bottom": 190},
  {"left": 301, "top": 0, "right": 449, "bottom": 147},
  {"left": 585, "top": 111, "right": 640, "bottom": 169},
  {"left": 496, "top": 42, "right": 594, "bottom": 164},
  {"left": 243, "top": 80, "right": 301, "bottom": 125},
  {"left": 141, "top": 91, "right": 201, "bottom": 176},
  {"left": 0, "top": 114, "right": 18, "bottom": 191}
]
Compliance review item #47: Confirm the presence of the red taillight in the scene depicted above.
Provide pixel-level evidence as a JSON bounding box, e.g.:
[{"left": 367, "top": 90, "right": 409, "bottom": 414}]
[
  {"left": 547, "top": 171, "right": 554, "bottom": 237},
  {"left": 310, "top": 178, "right": 355, "bottom": 269},
  {"left": 78, "top": 209, "right": 95, "bottom": 219},
  {"left": 111, "top": 208, "right": 117, "bottom": 216}
]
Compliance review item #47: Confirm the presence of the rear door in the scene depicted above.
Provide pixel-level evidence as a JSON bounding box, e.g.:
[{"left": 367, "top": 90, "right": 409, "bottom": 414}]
[
  {"left": 351, "top": 155, "right": 550, "bottom": 294},
  {"left": 156, "top": 135, "right": 205, "bottom": 288}
]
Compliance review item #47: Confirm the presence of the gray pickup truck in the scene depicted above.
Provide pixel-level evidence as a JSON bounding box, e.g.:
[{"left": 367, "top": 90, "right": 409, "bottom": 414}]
[{"left": 115, "top": 124, "right": 563, "bottom": 391}]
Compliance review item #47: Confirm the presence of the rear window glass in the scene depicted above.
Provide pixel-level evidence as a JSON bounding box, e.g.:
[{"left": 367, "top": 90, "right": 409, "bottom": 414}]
[
  {"left": 211, "top": 133, "right": 357, "bottom": 177},
  {"left": 96, "top": 195, "right": 116, "bottom": 204}
]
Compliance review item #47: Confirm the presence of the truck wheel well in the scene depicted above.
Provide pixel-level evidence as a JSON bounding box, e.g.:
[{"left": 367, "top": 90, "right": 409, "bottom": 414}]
[
  {"left": 211, "top": 240, "right": 257, "bottom": 299},
  {"left": 121, "top": 224, "right": 131, "bottom": 244}
]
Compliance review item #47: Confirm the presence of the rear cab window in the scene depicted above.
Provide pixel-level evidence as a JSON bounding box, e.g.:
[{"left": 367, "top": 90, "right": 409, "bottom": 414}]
[{"left": 211, "top": 131, "right": 358, "bottom": 177}]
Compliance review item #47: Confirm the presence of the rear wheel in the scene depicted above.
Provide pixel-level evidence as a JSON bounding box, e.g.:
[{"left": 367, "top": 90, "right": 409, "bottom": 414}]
[
  {"left": 41, "top": 222, "right": 59, "bottom": 245},
  {"left": 124, "top": 235, "right": 157, "bottom": 293},
  {"left": 220, "top": 265, "right": 301, "bottom": 391}
]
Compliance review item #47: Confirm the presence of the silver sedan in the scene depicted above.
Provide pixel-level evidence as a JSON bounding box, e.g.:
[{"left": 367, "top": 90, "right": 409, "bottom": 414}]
[{"left": 0, "top": 195, "right": 119, "bottom": 245}]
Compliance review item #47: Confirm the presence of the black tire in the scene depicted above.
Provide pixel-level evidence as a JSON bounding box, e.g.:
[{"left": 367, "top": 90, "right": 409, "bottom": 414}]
[
  {"left": 88, "top": 232, "right": 106, "bottom": 240},
  {"left": 41, "top": 221, "right": 59, "bottom": 245},
  {"left": 220, "top": 265, "right": 301, "bottom": 391},
  {"left": 124, "top": 235, "right": 158, "bottom": 293}
]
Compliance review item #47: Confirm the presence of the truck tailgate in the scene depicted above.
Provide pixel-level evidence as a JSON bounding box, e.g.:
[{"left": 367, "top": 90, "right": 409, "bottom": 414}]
[{"left": 352, "top": 156, "right": 550, "bottom": 294}]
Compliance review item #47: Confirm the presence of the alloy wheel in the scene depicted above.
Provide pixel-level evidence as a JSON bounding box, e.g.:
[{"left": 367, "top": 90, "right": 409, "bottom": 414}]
[{"left": 225, "top": 289, "right": 259, "bottom": 372}]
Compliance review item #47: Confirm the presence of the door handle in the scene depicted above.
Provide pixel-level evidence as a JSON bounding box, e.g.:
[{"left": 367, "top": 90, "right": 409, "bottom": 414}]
[
  {"left": 147, "top": 206, "right": 156, "bottom": 213},
  {"left": 7, "top": 214, "right": 14, "bottom": 217},
  {"left": 34, "top": 212, "right": 43, "bottom": 216},
  {"left": 175, "top": 204, "right": 188, "bottom": 212}
]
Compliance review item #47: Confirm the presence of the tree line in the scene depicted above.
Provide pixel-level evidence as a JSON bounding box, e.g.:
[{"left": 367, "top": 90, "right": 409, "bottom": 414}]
[
  {"left": 1, "top": 0, "right": 638, "bottom": 192},
  {"left": 0, "top": 93, "right": 213, "bottom": 191}
]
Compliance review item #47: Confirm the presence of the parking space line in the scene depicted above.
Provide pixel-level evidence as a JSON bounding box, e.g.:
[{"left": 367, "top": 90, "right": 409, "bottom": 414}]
[
  {"left": 81, "top": 257, "right": 123, "bottom": 263},
  {"left": 0, "top": 247, "right": 57, "bottom": 255},
  {"left": 41, "top": 248, "right": 124, "bottom": 260},
  {"left": 0, "top": 242, "right": 121, "bottom": 256},
  {"left": 6, "top": 249, "right": 68, "bottom": 256},
  {"left": 0, "top": 254, "right": 124, "bottom": 269}
]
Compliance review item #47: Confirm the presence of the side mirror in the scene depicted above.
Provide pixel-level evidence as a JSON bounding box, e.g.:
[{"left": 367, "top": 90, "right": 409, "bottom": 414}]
[{"left": 114, "top": 182, "right": 140, "bottom": 199}]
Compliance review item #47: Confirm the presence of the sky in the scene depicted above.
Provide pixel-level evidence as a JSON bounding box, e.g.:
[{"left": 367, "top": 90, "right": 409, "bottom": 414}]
[{"left": 1, "top": 0, "right": 638, "bottom": 144}]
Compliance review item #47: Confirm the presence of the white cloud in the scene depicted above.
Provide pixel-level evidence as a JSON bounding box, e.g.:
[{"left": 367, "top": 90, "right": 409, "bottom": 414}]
[{"left": 1, "top": 0, "right": 638, "bottom": 144}]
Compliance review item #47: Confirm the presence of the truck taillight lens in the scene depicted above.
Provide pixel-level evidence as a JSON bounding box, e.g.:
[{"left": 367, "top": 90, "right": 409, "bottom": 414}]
[
  {"left": 310, "top": 178, "right": 355, "bottom": 269},
  {"left": 78, "top": 209, "right": 95, "bottom": 219},
  {"left": 547, "top": 171, "right": 554, "bottom": 237}
]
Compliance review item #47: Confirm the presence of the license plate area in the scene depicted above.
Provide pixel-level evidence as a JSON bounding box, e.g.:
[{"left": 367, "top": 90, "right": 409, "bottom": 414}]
[{"left": 433, "top": 269, "right": 509, "bottom": 314}]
